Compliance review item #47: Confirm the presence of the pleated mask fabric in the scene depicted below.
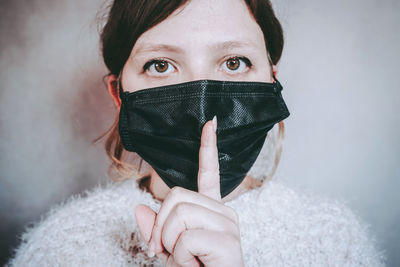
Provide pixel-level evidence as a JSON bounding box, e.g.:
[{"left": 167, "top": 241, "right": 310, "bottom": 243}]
[{"left": 118, "top": 78, "right": 290, "bottom": 197}]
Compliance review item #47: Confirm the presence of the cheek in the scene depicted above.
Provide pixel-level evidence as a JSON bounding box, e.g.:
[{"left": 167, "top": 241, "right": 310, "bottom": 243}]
[
  {"left": 121, "top": 63, "right": 153, "bottom": 92},
  {"left": 247, "top": 63, "right": 273, "bottom": 83}
]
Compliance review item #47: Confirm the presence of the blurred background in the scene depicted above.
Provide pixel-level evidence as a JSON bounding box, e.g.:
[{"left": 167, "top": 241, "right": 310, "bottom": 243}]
[{"left": 0, "top": 0, "right": 399, "bottom": 265}]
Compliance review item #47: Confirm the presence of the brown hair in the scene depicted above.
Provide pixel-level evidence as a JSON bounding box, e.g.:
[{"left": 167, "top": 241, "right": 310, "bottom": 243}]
[{"left": 94, "top": 0, "right": 286, "bottom": 182}]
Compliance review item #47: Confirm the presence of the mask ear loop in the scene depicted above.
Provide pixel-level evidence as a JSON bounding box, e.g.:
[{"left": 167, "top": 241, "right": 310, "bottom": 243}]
[
  {"left": 117, "top": 72, "right": 124, "bottom": 100},
  {"left": 256, "top": 54, "right": 284, "bottom": 187},
  {"left": 117, "top": 71, "right": 145, "bottom": 175},
  {"left": 266, "top": 54, "right": 283, "bottom": 92},
  {"left": 266, "top": 52, "right": 277, "bottom": 82},
  {"left": 272, "top": 73, "right": 278, "bottom": 83}
]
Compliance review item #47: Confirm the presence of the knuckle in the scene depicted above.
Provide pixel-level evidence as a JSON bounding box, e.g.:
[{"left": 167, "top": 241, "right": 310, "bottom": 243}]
[
  {"left": 198, "top": 179, "right": 219, "bottom": 192},
  {"left": 180, "top": 230, "right": 192, "bottom": 245},
  {"left": 198, "top": 165, "right": 219, "bottom": 175},
  {"left": 174, "top": 202, "right": 190, "bottom": 217}
]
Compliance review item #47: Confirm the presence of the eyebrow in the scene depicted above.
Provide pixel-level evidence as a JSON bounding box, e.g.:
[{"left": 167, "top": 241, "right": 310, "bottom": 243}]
[
  {"left": 132, "top": 40, "right": 258, "bottom": 57},
  {"left": 212, "top": 40, "right": 258, "bottom": 51}
]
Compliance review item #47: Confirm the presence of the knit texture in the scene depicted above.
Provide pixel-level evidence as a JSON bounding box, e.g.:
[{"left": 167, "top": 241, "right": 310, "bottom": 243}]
[{"left": 7, "top": 177, "right": 385, "bottom": 266}]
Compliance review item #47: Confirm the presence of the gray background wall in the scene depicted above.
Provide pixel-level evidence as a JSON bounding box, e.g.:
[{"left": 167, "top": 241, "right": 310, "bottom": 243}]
[{"left": 0, "top": 0, "right": 399, "bottom": 265}]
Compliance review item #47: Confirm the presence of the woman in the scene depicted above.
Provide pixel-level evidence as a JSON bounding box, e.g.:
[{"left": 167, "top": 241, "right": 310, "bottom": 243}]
[{"left": 7, "top": 0, "right": 384, "bottom": 266}]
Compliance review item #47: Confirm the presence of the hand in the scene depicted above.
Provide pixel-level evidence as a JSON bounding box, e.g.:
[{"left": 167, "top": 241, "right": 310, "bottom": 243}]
[{"left": 135, "top": 116, "right": 245, "bottom": 267}]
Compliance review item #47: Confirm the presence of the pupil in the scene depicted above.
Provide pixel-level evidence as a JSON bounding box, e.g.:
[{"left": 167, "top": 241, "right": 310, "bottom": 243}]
[
  {"left": 227, "top": 58, "right": 240, "bottom": 70},
  {"left": 155, "top": 61, "right": 167, "bottom": 72}
]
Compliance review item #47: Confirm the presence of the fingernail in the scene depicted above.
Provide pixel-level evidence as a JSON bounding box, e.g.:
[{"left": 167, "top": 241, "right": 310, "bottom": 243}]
[
  {"left": 212, "top": 115, "right": 217, "bottom": 132},
  {"left": 148, "top": 240, "right": 155, "bottom": 256},
  {"left": 147, "top": 250, "right": 155, "bottom": 258}
]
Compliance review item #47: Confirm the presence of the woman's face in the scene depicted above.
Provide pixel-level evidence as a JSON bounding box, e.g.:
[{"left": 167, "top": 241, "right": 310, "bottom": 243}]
[{"left": 120, "top": 0, "right": 274, "bottom": 92}]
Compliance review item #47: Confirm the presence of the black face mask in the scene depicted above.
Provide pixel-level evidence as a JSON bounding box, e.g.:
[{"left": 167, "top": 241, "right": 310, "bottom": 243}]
[{"left": 118, "top": 78, "right": 290, "bottom": 198}]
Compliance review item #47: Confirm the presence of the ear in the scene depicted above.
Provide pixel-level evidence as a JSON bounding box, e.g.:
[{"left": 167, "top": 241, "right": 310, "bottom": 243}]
[{"left": 107, "top": 74, "right": 121, "bottom": 109}]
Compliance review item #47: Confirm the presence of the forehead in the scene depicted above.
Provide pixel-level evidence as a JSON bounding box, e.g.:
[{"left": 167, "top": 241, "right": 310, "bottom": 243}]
[{"left": 132, "top": 0, "right": 266, "bottom": 56}]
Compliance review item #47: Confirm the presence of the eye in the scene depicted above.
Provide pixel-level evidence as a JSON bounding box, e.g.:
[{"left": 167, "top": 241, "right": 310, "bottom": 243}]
[
  {"left": 222, "top": 56, "right": 252, "bottom": 73},
  {"left": 143, "top": 59, "right": 175, "bottom": 76}
]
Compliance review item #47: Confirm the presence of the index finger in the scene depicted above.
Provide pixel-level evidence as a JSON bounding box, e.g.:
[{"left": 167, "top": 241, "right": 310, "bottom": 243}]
[{"left": 197, "top": 116, "right": 221, "bottom": 201}]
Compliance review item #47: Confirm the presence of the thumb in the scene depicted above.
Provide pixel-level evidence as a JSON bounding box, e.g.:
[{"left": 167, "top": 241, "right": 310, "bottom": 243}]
[{"left": 135, "top": 204, "right": 157, "bottom": 243}]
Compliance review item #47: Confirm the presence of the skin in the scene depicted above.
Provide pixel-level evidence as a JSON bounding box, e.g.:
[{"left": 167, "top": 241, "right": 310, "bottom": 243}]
[{"left": 107, "top": 0, "right": 278, "bottom": 265}]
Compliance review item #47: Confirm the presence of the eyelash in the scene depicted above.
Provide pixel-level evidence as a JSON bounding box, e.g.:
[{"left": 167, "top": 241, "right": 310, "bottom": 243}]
[
  {"left": 142, "top": 56, "right": 253, "bottom": 75},
  {"left": 142, "top": 59, "right": 169, "bottom": 72}
]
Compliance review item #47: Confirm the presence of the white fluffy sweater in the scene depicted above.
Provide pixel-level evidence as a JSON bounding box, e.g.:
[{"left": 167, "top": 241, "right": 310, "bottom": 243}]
[{"left": 7, "top": 178, "right": 385, "bottom": 266}]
